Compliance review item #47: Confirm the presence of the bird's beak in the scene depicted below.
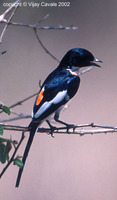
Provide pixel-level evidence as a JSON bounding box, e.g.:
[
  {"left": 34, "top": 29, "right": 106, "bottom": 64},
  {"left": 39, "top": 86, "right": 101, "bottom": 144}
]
[{"left": 90, "top": 58, "right": 102, "bottom": 67}]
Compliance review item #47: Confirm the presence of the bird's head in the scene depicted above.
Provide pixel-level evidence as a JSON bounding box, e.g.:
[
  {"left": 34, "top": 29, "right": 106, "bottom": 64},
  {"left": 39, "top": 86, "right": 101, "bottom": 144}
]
[{"left": 59, "top": 48, "right": 102, "bottom": 71}]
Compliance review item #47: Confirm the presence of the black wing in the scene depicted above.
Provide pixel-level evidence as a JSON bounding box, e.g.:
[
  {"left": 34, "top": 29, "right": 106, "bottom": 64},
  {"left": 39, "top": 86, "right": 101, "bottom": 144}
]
[{"left": 32, "top": 69, "right": 80, "bottom": 121}]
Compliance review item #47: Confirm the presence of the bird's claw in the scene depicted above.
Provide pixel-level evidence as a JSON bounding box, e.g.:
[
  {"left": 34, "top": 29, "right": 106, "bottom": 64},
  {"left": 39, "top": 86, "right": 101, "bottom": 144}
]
[
  {"left": 48, "top": 127, "right": 56, "bottom": 138},
  {"left": 46, "top": 120, "right": 56, "bottom": 137},
  {"left": 66, "top": 124, "right": 76, "bottom": 133}
]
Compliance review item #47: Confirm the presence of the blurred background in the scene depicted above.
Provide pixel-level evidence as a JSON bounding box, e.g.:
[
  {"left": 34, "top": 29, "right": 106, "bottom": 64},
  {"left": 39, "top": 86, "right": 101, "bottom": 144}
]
[{"left": 0, "top": 0, "right": 117, "bottom": 199}]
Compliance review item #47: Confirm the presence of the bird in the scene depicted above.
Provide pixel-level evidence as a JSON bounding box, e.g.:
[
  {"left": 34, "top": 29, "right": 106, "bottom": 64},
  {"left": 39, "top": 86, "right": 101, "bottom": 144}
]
[{"left": 15, "top": 48, "right": 102, "bottom": 187}]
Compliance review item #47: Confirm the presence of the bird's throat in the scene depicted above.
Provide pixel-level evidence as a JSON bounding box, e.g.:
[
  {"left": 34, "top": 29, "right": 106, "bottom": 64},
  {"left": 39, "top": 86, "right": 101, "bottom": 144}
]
[{"left": 66, "top": 67, "right": 79, "bottom": 76}]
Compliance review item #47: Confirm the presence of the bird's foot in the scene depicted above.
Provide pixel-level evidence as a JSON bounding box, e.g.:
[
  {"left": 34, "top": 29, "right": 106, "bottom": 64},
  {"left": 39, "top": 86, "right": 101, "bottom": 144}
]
[
  {"left": 49, "top": 126, "right": 56, "bottom": 138},
  {"left": 65, "top": 124, "right": 77, "bottom": 133},
  {"left": 46, "top": 120, "right": 56, "bottom": 138}
]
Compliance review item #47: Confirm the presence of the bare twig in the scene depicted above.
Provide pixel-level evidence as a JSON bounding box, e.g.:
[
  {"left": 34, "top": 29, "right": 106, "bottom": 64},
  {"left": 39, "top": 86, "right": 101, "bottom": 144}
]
[
  {"left": 0, "top": 3, "right": 78, "bottom": 32},
  {"left": 38, "top": 14, "right": 49, "bottom": 24},
  {"left": 0, "top": 131, "right": 25, "bottom": 179},
  {"left": 0, "top": 0, "right": 22, "bottom": 43},
  {"left": 0, "top": 122, "right": 116, "bottom": 180},
  {"left": 0, "top": 123, "right": 117, "bottom": 135},
  {"left": 0, "top": 91, "right": 38, "bottom": 124},
  {"left": 9, "top": 92, "right": 38, "bottom": 109},
  {"left": 0, "top": 114, "right": 31, "bottom": 123},
  {"left": 9, "top": 110, "right": 28, "bottom": 116},
  {"left": 79, "top": 66, "right": 93, "bottom": 76},
  {"left": 0, "top": 92, "right": 38, "bottom": 115},
  {"left": 0, "top": 51, "right": 6, "bottom": 55},
  {"left": 0, "top": 0, "right": 22, "bottom": 19},
  {"left": 33, "top": 14, "right": 60, "bottom": 62},
  {"left": 1, "top": 21, "right": 78, "bottom": 30},
  {"left": 0, "top": 123, "right": 27, "bottom": 131},
  {"left": 34, "top": 28, "right": 60, "bottom": 63}
]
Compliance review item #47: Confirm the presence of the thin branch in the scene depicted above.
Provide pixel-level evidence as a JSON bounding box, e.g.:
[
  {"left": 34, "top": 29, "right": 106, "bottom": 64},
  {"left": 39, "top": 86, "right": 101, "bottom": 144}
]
[
  {"left": 1, "top": 21, "right": 78, "bottom": 31},
  {"left": 0, "top": 131, "right": 25, "bottom": 179},
  {"left": 0, "top": 51, "right": 6, "bottom": 55},
  {"left": 38, "top": 14, "right": 49, "bottom": 24},
  {"left": 0, "top": 92, "right": 37, "bottom": 115},
  {"left": 9, "top": 110, "right": 28, "bottom": 116},
  {"left": 0, "top": 0, "right": 22, "bottom": 43},
  {"left": 0, "top": 0, "right": 22, "bottom": 19},
  {"left": 9, "top": 92, "right": 38, "bottom": 109},
  {"left": 34, "top": 28, "right": 60, "bottom": 63},
  {"left": 33, "top": 14, "right": 60, "bottom": 63},
  {"left": 0, "top": 123, "right": 117, "bottom": 135},
  {"left": 0, "top": 114, "right": 31, "bottom": 123},
  {"left": 89, "top": 123, "right": 117, "bottom": 129},
  {"left": 79, "top": 66, "right": 93, "bottom": 76},
  {"left": 0, "top": 92, "right": 37, "bottom": 124},
  {"left": 0, "top": 124, "right": 27, "bottom": 131},
  {"left": 0, "top": 123, "right": 116, "bottom": 181}
]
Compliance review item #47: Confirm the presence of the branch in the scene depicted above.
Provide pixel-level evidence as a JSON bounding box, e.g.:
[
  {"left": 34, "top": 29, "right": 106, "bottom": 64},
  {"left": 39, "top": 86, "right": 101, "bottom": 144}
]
[
  {"left": 34, "top": 28, "right": 60, "bottom": 63},
  {"left": 0, "top": 0, "right": 22, "bottom": 19},
  {"left": 0, "top": 124, "right": 27, "bottom": 131},
  {"left": 0, "top": 91, "right": 38, "bottom": 124},
  {"left": 0, "top": 122, "right": 116, "bottom": 180},
  {"left": 0, "top": 114, "right": 31, "bottom": 123},
  {"left": 1, "top": 20, "right": 78, "bottom": 30},
  {"left": 79, "top": 66, "right": 93, "bottom": 76},
  {"left": 0, "top": 91, "right": 37, "bottom": 115},
  {"left": 0, "top": 0, "right": 78, "bottom": 60},
  {"left": 0, "top": 51, "right": 6, "bottom": 55},
  {"left": 1, "top": 123, "right": 117, "bottom": 135},
  {"left": 0, "top": 0, "right": 22, "bottom": 43},
  {"left": 33, "top": 14, "right": 60, "bottom": 63},
  {"left": 38, "top": 13, "right": 49, "bottom": 24},
  {"left": 0, "top": 131, "right": 25, "bottom": 179},
  {"left": 0, "top": 2, "right": 78, "bottom": 31},
  {"left": 9, "top": 92, "right": 38, "bottom": 109}
]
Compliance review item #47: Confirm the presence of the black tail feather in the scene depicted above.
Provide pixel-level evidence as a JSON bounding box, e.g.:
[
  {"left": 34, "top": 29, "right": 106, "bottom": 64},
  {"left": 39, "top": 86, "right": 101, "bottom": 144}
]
[{"left": 15, "top": 122, "right": 39, "bottom": 187}]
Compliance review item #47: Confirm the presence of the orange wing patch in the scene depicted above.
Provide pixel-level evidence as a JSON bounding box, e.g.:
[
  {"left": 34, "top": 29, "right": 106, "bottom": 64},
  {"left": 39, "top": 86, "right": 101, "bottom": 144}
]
[{"left": 36, "top": 87, "right": 44, "bottom": 105}]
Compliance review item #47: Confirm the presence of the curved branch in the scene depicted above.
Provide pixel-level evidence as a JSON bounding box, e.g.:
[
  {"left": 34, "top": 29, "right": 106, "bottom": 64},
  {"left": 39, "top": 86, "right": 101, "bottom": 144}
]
[{"left": 34, "top": 28, "right": 60, "bottom": 63}]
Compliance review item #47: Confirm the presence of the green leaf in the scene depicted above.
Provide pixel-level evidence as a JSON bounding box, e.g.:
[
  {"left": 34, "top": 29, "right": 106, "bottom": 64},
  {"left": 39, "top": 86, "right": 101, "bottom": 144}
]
[
  {"left": 5, "top": 140, "right": 12, "bottom": 154},
  {"left": 0, "top": 126, "right": 3, "bottom": 135},
  {"left": 1, "top": 105, "right": 10, "bottom": 115},
  {"left": 0, "top": 137, "right": 8, "bottom": 143},
  {"left": 0, "top": 143, "right": 8, "bottom": 164},
  {"left": 13, "top": 158, "right": 23, "bottom": 168}
]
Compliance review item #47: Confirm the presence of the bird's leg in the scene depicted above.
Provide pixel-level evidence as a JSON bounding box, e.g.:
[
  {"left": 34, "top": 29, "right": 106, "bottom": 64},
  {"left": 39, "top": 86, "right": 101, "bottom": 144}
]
[
  {"left": 54, "top": 113, "right": 76, "bottom": 133},
  {"left": 46, "top": 120, "right": 56, "bottom": 137}
]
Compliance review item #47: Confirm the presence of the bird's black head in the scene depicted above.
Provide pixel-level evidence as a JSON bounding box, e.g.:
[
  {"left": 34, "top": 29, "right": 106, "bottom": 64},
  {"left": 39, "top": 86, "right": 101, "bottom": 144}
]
[{"left": 59, "top": 48, "right": 102, "bottom": 69}]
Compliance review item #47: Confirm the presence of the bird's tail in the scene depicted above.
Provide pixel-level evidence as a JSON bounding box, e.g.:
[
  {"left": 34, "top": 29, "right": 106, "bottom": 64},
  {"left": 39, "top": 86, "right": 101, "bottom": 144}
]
[{"left": 15, "top": 121, "right": 40, "bottom": 187}]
